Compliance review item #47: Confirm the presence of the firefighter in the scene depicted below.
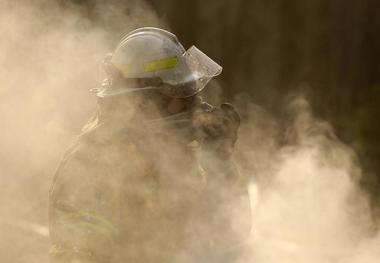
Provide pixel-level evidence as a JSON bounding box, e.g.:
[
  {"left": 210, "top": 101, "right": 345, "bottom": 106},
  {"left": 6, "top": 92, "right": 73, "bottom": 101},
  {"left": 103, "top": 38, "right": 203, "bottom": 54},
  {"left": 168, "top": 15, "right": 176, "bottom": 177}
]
[{"left": 49, "top": 27, "right": 251, "bottom": 263}]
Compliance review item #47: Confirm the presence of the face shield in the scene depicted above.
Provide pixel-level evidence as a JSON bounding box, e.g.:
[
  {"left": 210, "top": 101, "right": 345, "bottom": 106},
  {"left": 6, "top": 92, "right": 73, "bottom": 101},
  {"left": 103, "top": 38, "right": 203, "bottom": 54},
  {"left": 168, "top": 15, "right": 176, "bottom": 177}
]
[{"left": 159, "top": 46, "right": 223, "bottom": 98}]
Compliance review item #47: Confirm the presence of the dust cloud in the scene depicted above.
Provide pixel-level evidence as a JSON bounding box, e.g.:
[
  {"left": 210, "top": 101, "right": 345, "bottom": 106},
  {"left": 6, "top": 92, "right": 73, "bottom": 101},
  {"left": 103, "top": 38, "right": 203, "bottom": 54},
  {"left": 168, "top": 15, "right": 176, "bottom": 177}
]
[
  {"left": 0, "top": 0, "right": 161, "bottom": 262},
  {"left": 0, "top": 0, "right": 379, "bottom": 263},
  {"left": 234, "top": 95, "right": 380, "bottom": 263}
]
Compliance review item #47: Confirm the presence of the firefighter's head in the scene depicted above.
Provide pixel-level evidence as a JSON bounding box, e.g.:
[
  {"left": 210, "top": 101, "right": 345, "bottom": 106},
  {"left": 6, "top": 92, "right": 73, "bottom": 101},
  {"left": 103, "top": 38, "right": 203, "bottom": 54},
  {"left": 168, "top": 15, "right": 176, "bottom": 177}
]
[{"left": 93, "top": 27, "right": 222, "bottom": 119}]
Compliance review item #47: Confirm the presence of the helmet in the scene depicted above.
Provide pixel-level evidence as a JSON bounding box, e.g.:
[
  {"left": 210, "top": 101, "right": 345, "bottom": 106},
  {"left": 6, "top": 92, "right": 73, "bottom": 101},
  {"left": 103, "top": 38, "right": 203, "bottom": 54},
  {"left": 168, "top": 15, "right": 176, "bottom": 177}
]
[{"left": 96, "top": 27, "right": 222, "bottom": 98}]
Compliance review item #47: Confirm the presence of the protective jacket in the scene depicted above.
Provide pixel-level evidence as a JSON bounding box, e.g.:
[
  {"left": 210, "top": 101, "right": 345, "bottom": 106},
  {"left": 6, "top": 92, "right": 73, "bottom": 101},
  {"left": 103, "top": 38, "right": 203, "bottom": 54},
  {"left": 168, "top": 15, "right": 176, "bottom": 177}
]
[{"left": 49, "top": 116, "right": 251, "bottom": 263}]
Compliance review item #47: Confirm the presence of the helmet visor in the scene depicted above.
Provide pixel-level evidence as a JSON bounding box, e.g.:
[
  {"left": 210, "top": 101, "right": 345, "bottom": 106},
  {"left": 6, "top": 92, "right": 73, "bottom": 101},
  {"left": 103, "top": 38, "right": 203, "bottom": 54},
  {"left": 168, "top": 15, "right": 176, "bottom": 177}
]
[
  {"left": 160, "top": 46, "right": 223, "bottom": 98},
  {"left": 184, "top": 45, "right": 223, "bottom": 79}
]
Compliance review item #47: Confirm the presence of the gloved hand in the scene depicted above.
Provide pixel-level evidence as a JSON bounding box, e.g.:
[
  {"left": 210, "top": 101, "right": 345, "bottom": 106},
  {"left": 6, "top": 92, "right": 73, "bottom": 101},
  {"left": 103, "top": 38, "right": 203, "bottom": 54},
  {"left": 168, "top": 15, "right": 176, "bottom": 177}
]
[{"left": 193, "top": 102, "right": 241, "bottom": 160}]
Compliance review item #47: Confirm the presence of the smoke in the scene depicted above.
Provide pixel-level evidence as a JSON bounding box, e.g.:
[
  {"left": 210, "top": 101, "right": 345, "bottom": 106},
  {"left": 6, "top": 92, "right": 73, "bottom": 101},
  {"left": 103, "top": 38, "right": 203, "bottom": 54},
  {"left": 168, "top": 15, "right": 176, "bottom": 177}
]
[
  {"left": 0, "top": 0, "right": 379, "bottom": 263},
  {"left": 234, "top": 95, "right": 380, "bottom": 263},
  {"left": 0, "top": 0, "right": 162, "bottom": 262}
]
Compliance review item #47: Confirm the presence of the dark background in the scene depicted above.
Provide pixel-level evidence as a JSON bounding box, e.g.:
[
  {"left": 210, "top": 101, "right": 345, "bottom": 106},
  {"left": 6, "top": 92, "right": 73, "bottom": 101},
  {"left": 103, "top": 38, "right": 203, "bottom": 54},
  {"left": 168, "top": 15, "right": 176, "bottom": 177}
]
[{"left": 74, "top": 0, "right": 380, "bottom": 213}]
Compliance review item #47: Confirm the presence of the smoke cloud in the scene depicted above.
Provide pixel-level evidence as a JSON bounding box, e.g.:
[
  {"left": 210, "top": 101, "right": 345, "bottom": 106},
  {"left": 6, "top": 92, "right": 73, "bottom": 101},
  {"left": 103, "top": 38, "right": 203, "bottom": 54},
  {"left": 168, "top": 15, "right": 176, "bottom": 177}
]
[
  {"left": 0, "top": 1, "right": 379, "bottom": 263},
  {"left": 234, "top": 95, "right": 380, "bottom": 263},
  {"left": 0, "top": 0, "right": 161, "bottom": 262}
]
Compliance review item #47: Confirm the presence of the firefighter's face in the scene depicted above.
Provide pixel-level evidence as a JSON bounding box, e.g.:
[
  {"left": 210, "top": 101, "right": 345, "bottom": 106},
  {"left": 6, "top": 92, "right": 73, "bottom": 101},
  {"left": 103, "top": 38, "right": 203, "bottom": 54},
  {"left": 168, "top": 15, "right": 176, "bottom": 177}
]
[
  {"left": 166, "top": 96, "right": 193, "bottom": 114},
  {"left": 157, "top": 94, "right": 196, "bottom": 117},
  {"left": 136, "top": 88, "right": 194, "bottom": 117}
]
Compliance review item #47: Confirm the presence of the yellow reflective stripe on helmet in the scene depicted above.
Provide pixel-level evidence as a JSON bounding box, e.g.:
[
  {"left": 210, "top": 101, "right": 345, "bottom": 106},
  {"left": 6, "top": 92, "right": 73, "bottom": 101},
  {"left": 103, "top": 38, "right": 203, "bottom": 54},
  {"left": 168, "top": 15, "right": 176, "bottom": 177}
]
[
  {"left": 114, "top": 64, "right": 131, "bottom": 76},
  {"left": 144, "top": 56, "right": 179, "bottom": 72}
]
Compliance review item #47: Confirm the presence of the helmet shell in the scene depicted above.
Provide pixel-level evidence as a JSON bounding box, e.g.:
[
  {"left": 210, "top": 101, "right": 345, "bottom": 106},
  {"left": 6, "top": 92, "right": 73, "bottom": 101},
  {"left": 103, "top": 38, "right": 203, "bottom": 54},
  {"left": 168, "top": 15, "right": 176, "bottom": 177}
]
[{"left": 97, "top": 27, "right": 222, "bottom": 98}]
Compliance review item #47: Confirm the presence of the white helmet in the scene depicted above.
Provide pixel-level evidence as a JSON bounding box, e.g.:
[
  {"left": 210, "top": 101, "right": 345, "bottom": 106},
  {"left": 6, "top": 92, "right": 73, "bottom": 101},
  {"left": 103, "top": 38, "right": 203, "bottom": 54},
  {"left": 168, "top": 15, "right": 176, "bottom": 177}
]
[{"left": 96, "top": 27, "right": 222, "bottom": 98}]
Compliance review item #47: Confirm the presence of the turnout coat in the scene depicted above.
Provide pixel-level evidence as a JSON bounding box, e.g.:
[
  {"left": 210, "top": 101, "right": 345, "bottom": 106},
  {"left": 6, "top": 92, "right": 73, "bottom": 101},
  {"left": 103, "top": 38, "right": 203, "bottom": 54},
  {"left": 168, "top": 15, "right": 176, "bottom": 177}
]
[{"left": 49, "top": 119, "right": 251, "bottom": 263}]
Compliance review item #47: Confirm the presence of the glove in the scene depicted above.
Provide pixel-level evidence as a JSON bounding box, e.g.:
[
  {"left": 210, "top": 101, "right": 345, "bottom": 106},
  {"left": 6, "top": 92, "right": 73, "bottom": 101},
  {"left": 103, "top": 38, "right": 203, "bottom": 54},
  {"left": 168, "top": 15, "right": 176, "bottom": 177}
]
[{"left": 193, "top": 102, "right": 241, "bottom": 160}]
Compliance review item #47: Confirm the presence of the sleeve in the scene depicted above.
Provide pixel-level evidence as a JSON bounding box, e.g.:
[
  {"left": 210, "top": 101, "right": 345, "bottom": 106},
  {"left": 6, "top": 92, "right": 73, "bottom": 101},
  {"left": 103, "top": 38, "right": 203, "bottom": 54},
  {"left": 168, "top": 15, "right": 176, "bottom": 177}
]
[
  {"left": 191, "top": 155, "right": 252, "bottom": 261},
  {"left": 49, "top": 148, "right": 120, "bottom": 263}
]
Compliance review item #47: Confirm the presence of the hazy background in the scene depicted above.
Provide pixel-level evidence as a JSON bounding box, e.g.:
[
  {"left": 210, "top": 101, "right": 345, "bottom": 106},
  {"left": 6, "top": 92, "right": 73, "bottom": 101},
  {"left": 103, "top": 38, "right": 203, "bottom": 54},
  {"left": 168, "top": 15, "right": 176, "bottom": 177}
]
[
  {"left": 147, "top": 0, "right": 380, "bottom": 211},
  {"left": 0, "top": 0, "right": 379, "bottom": 262}
]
